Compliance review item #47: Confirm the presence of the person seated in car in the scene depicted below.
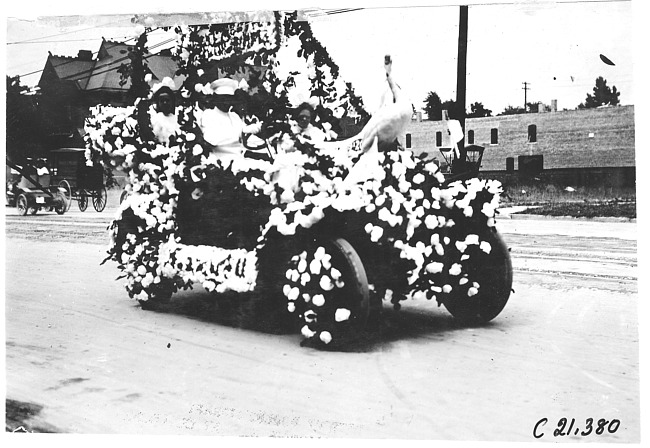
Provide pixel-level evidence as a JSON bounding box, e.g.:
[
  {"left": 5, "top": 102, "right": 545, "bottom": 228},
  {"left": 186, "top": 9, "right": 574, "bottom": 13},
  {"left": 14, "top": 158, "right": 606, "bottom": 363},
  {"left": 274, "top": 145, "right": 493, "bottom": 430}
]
[
  {"left": 196, "top": 78, "right": 262, "bottom": 162},
  {"left": 149, "top": 79, "right": 180, "bottom": 146},
  {"left": 291, "top": 102, "right": 326, "bottom": 143}
]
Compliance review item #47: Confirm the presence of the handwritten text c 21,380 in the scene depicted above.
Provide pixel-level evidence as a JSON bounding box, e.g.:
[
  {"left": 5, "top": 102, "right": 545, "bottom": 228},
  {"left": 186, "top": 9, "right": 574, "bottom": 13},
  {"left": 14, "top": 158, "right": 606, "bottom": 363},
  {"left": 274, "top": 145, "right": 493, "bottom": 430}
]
[{"left": 533, "top": 417, "right": 620, "bottom": 439}]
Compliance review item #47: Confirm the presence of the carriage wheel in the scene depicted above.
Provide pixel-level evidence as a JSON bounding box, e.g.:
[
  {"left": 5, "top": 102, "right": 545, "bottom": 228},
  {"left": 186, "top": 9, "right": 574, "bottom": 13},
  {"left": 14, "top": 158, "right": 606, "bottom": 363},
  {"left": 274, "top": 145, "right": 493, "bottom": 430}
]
[
  {"left": 443, "top": 227, "right": 513, "bottom": 324},
  {"left": 78, "top": 192, "right": 88, "bottom": 212},
  {"left": 92, "top": 187, "right": 107, "bottom": 212},
  {"left": 17, "top": 194, "right": 29, "bottom": 216},
  {"left": 58, "top": 180, "right": 73, "bottom": 212}
]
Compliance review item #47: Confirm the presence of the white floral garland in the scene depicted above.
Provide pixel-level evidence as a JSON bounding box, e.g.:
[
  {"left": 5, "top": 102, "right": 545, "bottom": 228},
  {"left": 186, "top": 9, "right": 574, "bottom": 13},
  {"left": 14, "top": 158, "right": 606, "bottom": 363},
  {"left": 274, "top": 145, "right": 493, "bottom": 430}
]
[
  {"left": 86, "top": 16, "right": 505, "bottom": 346},
  {"left": 88, "top": 97, "right": 504, "bottom": 345}
]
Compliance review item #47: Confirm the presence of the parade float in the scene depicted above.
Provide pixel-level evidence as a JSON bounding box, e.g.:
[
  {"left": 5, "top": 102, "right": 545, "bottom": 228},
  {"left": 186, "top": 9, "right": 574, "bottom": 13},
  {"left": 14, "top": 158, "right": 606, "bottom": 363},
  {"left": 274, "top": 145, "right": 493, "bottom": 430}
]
[{"left": 85, "top": 11, "right": 512, "bottom": 348}]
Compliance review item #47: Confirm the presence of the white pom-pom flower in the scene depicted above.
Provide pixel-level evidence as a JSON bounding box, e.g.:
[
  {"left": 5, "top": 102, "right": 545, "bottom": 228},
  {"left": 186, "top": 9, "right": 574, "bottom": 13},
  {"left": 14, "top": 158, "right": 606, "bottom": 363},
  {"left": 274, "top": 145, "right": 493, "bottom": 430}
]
[
  {"left": 301, "top": 325, "right": 316, "bottom": 338},
  {"left": 319, "top": 331, "right": 332, "bottom": 344},
  {"left": 319, "top": 275, "right": 335, "bottom": 291},
  {"left": 335, "top": 308, "right": 351, "bottom": 322},
  {"left": 312, "top": 294, "right": 325, "bottom": 307}
]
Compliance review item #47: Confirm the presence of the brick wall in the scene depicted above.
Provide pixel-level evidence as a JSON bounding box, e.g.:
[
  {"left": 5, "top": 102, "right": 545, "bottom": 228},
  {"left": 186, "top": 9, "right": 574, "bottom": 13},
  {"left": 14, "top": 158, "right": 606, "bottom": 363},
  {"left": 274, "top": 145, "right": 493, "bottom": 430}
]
[{"left": 404, "top": 105, "right": 635, "bottom": 171}]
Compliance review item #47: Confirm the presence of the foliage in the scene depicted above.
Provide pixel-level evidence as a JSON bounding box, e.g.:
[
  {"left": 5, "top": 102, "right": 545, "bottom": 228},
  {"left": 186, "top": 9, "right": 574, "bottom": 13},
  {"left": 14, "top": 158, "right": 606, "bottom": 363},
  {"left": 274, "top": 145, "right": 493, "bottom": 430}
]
[
  {"left": 6, "top": 76, "right": 45, "bottom": 163},
  {"left": 423, "top": 92, "right": 464, "bottom": 120},
  {"left": 441, "top": 99, "right": 463, "bottom": 119},
  {"left": 467, "top": 102, "right": 492, "bottom": 118},
  {"left": 517, "top": 201, "right": 635, "bottom": 219},
  {"left": 424, "top": 93, "right": 492, "bottom": 120},
  {"left": 423, "top": 91, "right": 442, "bottom": 120},
  {"left": 499, "top": 105, "right": 526, "bottom": 116},
  {"left": 578, "top": 76, "right": 620, "bottom": 109},
  {"left": 117, "top": 30, "right": 152, "bottom": 102}
]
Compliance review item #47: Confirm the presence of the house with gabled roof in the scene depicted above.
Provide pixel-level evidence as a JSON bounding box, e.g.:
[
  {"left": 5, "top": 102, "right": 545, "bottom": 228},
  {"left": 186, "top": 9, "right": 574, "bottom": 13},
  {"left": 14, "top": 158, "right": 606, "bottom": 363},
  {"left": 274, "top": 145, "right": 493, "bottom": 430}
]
[{"left": 37, "top": 39, "right": 183, "bottom": 150}]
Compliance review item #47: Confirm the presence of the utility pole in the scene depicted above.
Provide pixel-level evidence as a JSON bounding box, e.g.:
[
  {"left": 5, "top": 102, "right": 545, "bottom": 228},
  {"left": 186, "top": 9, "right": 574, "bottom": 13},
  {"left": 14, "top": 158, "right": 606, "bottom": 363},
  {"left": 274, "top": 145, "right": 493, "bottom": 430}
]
[
  {"left": 522, "top": 81, "right": 531, "bottom": 111},
  {"left": 453, "top": 5, "right": 468, "bottom": 174}
]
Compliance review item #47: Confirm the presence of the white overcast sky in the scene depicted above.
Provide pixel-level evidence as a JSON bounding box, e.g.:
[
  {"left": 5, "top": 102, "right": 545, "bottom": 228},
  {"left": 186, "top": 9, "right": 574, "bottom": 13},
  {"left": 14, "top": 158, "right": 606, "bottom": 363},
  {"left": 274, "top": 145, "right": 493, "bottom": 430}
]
[{"left": 1, "top": 0, "right": 643, "bottom": 114}]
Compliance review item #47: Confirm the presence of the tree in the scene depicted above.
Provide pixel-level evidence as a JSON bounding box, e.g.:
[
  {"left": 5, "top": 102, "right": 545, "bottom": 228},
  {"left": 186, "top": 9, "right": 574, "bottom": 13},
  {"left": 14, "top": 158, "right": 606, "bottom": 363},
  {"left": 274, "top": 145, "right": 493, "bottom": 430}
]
[
  {"left": 579, "top": 76, "right": 620, "bottom": 108},
  {"left": 117, "top": 30, "right": 151, "bottom": 102},
  {"left": 441, "top": 99, "right": 463, "bottom": 119},
  {"left": 423, "top": 91, "right": 442, "bottom": 120},
  {"left": 424, "top": 92, "right": 493, "bottom": 120},
  {"left": 467, "top": 102, "right": 492, "bottom": 118},
  {"left": 6, "top": 76, "right": 46, "bottom": 163},
  {"left": 499, "top": 105, "right": 526, "bottom": 116}
]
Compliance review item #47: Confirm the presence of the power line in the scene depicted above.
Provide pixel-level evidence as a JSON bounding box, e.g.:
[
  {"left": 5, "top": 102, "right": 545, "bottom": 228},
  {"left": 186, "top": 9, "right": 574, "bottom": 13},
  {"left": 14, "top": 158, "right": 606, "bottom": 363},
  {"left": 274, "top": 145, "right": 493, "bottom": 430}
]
[
  {"left": 7, "top": 36, "right": 133, "bottom": 45},
  {"left": 57, "top": 37, "right": 177, "bottom": 82},
  {"left": 15, "top": 28, "right": 169, "bottom": 80},
  {"left": 6, "top": 19, "right": 126, "bottom": 45},
  {"left": 16, "top": 35, "right": 139, "bottom": 79}
]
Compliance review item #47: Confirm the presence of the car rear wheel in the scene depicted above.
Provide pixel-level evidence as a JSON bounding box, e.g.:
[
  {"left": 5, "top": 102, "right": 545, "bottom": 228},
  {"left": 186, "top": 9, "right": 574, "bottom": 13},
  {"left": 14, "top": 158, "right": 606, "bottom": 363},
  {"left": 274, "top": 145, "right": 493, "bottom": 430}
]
[
  {"left": 17, "top": 194, "right": 29, "bottom": 216},
  {"left": 54, "top": 194, "right": 68, "bottom": 215},
  {"left": 58, "top": 180, "right": 72, "bottom": 212}
]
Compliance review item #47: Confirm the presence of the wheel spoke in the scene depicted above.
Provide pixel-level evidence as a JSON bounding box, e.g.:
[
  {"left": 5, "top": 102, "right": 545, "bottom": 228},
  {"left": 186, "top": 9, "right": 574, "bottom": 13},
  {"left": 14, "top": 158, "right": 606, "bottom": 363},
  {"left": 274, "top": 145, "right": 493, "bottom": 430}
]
[
  {"left": 93, "top": 187, "right": 107, "bottom": 212},
  {"left": 78, "top": 193, "right": 88, "bottom": 212}
]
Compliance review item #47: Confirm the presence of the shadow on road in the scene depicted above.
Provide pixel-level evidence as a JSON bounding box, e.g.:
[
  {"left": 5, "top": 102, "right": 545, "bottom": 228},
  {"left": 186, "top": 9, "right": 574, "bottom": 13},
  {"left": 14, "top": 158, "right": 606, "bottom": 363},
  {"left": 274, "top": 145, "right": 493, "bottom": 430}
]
[{"left": 133, "top": 288, "right": 508, "bottom": 353}]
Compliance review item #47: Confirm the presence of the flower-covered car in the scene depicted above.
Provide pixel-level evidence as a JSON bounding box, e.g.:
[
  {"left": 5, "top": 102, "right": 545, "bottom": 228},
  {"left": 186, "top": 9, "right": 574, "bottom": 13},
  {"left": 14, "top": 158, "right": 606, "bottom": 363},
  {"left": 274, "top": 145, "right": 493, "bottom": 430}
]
[{"left": 86, "top": 12, "right": 512, "bottom": 347}]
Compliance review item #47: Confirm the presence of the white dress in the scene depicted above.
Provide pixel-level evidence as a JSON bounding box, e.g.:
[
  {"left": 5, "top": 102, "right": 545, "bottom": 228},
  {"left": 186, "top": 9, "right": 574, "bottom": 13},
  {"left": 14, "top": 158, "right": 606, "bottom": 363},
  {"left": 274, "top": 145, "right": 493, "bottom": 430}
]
[{"left": 198, "top": 107, "right": 246, "bottom": 162}]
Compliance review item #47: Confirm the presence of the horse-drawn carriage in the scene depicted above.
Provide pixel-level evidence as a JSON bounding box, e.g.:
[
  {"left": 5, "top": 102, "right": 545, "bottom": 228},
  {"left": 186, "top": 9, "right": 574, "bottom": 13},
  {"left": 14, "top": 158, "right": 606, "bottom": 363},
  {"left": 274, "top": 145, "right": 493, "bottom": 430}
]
[{"left": 49, "top": 148, "right": 108, "bottom": 212}]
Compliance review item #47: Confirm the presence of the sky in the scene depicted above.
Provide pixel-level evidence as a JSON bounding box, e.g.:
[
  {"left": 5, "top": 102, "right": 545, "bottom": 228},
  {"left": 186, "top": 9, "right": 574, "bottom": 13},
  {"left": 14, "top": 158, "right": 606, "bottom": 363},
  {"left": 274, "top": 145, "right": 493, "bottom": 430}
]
[{"left": 2, "top": 0, "right": 640, "bottom": 115}]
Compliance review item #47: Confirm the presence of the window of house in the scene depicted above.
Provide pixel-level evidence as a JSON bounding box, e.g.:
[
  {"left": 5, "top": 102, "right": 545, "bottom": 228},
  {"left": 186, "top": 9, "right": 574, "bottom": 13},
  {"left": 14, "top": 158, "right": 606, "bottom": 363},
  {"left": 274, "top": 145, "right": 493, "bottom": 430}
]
[
  {"left": 490, "top": 128, "right": 498, "bottom": 145},
  {"left": 436, "top": 131, "right": 442, "bottom": 147},
  {"left": 467, "top": 130, "right": 474, "bottom": 144},
  {"left": 528, "top": 124, "right": 537, "bottom": 143}
]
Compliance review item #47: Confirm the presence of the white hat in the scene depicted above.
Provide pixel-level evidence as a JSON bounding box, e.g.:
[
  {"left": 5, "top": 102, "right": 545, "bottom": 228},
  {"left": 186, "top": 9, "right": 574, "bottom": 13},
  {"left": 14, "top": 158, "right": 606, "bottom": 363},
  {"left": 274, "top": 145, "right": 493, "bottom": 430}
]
[
  {"left": 151, "top": 76, "right": 176, "bottom": 94},
  {"left": 210, "top": 78, "right": 238, "bottom": 95}
]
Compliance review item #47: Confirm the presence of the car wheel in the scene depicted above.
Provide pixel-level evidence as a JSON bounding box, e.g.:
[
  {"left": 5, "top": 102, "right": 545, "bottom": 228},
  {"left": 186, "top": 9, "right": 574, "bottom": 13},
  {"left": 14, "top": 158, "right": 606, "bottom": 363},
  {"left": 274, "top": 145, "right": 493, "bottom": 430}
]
[
  {"left": 443, "top": 227, "right": 513, "bottom": 324},
  {"left": 17, "top": 195, "right": 29, "bottom": 216}
]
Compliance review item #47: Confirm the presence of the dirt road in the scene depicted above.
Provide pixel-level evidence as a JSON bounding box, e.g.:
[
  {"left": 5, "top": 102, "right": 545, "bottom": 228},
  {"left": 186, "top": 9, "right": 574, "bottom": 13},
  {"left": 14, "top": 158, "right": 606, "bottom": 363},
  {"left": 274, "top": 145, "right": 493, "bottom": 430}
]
[{"left": 4, "top": 208, "right": 639, "bottom": 440}]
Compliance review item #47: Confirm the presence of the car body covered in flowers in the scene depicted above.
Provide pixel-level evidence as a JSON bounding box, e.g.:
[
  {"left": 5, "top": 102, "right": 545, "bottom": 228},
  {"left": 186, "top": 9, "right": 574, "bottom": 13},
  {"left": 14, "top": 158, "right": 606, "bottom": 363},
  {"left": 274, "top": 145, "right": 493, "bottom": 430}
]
[{"left": 86, "top": 12, "right": 512, "bottom": 347}]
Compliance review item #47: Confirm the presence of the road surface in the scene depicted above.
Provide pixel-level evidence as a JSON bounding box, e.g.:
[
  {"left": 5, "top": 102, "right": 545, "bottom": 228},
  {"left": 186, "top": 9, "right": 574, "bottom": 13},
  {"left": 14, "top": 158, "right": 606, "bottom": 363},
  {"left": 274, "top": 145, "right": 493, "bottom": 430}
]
[{"left": 4, "top": 206, "right": 639, "bottom": 441}]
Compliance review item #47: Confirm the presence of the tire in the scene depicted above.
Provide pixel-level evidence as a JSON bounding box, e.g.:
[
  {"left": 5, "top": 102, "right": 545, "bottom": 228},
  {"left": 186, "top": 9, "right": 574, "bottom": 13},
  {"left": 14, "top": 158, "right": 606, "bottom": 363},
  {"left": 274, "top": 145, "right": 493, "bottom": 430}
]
[
  {"left": 30, "top": 207, "right": 38, "bottom": 215},
  {"left": 322, "top": 237, "right": 371, "bottom": 332},
  {"left": 54, "top": 194, "right": 68, "bottom": 215},
  {"left": 58, "top": 180, "right": 72, "bottom": 212},
  {"left": 17, "top": 194, "right": 29, "bottom": 216},
  {"left": 119, "top": 190, "right": 129, "bottom": 204},
  {"left": 443, "top": 227, "right": 513, "bottom": 324},
  {"left": 78, "top": 193, "right": 88, "bottom": 212},
  {"left": 93, "top": 187, "right": 107, "bottom": 212},
  {"left": 138, "top": 283, "right": 174, "bottom": 310}
]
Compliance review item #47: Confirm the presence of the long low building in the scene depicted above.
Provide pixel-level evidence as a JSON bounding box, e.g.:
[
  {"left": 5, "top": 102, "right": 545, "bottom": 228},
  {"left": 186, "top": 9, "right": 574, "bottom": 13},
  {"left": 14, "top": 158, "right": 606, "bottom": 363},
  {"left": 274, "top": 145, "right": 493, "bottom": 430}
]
[{"left": 402, "top": 105, "right": 635, "bottom": 188}]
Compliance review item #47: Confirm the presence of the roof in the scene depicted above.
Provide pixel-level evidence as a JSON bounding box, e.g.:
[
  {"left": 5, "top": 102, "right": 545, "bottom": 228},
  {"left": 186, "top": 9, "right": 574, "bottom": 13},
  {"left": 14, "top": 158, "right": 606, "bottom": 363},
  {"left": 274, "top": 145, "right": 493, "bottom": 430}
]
[
  {"left": 39, "top": 39, "right": 182, "bottom": 92},
  {"left": 46, "top": 55, "right": 95, "bottom": 89},
  {"left": 85, "top": 40, "right": 132, "bottom": 91}
]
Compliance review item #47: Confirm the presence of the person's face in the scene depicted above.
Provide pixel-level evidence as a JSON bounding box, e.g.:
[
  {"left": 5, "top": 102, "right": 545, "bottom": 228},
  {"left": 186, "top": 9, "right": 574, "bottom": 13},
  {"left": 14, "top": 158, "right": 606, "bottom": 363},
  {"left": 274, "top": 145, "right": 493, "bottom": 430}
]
[
  {"left": 156, "top": 93, "right": 175, "bottom": 116},
  {"left": 297, "top": 109, "right": 312, "bottom": 129}
]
